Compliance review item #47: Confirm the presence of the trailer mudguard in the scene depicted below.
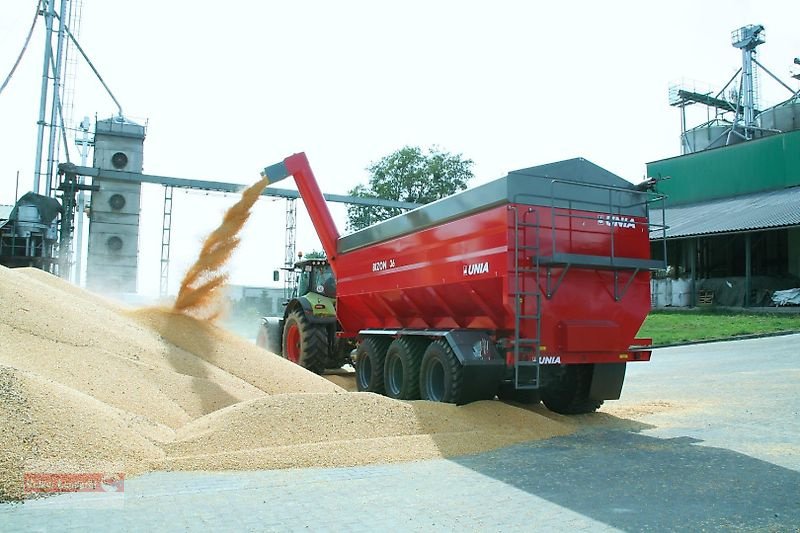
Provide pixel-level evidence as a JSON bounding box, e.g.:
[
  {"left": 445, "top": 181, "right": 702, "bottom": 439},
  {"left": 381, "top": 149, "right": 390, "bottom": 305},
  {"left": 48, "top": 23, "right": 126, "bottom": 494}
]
[
  {"left": 588, "top": 363, "right": 627, "bottom": 401},
  {"left": 359, "top": 329, "right": 505, "bottom": 367}
]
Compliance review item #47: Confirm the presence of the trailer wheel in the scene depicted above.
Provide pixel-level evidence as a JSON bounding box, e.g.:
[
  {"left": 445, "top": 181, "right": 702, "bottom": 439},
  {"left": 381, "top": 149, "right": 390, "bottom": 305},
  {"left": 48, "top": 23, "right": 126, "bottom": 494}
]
[
  {"left": 497, "top": 383, "right": 540, "bottom": 405},
  {"left": 355, "top": 336, "right": 391, "bottom": 393},
  {"left": 541, "top": 364, "right": 602, "bottom": 414},
  {"left": 282, "top": 310, "right": 326, "bottom": 374},
  {"left": 419, "top": 340, "right": 464, "bottom": 404},
  {"left": 383, "top": 337, "right": 427, "bottom": 400}
]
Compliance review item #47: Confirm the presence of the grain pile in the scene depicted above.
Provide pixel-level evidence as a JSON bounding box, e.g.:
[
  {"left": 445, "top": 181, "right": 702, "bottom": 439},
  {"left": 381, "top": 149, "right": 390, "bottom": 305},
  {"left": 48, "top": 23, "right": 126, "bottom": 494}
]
[
  {"left": 0, "top": 178, "right": 574, "bottom": 501},
  {"left": 0, "top": 267, "right": 573, "bottom": 502}
]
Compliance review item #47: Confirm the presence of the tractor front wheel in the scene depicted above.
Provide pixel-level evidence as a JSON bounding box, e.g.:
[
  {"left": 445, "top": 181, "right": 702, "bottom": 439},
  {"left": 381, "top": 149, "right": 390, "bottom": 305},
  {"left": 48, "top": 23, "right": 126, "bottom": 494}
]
[{"left": 282, "top": 310, "right": 326, "bottom": 374}]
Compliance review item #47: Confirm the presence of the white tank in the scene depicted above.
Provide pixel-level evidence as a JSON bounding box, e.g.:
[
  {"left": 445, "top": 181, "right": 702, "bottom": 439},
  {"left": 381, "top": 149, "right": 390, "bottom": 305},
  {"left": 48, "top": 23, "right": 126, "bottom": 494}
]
[
  {"left": 757, "top": 97, "right": 800, "bottom": 133},
  {"left": 682, "top": 120, "right": 743, "bottom": 153}
]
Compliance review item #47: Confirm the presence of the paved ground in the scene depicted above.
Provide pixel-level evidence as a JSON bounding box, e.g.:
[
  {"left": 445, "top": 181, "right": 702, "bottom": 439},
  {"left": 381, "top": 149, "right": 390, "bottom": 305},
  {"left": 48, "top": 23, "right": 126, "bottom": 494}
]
[{"left": 2, "top": 334, "right": 799, "bottom": 531}]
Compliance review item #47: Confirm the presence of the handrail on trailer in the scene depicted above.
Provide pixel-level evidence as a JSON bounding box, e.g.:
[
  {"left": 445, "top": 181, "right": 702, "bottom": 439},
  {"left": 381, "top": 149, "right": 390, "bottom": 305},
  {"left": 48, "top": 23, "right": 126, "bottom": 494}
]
[{"left": 511, "top": 178, "right": 667, "bottom": 300}]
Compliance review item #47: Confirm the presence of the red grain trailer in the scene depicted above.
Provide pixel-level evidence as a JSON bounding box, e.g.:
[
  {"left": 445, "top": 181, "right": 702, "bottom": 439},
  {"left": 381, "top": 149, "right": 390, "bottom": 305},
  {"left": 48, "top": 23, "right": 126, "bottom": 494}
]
[{"left": 262, "top": 153, "right": 664, "bottom": 413}]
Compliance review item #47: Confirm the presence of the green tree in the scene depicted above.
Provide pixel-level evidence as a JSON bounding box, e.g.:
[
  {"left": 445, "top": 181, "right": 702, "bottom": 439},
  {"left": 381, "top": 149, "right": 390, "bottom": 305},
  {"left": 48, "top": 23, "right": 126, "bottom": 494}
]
[
  {"left": 302, "top": 250, "right": 326, "bottom": 260},
  {"left": 346, "top": 146, "right": 473, "bottom": 232}
]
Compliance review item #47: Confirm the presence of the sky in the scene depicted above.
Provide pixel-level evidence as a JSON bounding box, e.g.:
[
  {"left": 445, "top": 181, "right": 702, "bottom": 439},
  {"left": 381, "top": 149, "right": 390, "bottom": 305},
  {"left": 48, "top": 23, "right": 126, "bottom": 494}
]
[{"left": 1, "top": 0, "right": 799, "bottom": 298}]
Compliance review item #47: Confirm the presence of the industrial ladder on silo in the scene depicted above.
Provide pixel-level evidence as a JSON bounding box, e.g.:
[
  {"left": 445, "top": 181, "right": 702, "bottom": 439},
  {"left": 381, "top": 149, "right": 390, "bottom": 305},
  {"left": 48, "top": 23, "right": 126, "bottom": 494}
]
[{"left": 509, "top": 205, "right": 542, "bottom": 390}]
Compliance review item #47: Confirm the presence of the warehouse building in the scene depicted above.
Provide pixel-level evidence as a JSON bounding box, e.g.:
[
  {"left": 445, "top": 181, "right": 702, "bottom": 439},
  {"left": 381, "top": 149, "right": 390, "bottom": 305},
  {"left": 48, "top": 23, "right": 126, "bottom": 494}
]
[
  {"left": 646, "top": 25, "right": 800, "bottom": 308},
  {"left": 648, "top": 102, "right": 800, "bottom": 307}
]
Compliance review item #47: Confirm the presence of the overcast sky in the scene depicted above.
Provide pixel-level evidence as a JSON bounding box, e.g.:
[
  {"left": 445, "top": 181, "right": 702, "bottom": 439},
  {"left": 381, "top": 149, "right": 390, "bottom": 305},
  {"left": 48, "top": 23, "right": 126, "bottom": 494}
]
[{"left": 1, "top": 0, "right": 798, "bottom": 298}]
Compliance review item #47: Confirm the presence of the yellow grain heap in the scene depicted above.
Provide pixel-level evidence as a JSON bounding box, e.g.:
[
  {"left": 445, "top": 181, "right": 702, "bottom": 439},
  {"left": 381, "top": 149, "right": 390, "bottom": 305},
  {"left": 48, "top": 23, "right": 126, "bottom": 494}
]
[{"left": 0, "top": 265, "right": 573, "bottom": 502}]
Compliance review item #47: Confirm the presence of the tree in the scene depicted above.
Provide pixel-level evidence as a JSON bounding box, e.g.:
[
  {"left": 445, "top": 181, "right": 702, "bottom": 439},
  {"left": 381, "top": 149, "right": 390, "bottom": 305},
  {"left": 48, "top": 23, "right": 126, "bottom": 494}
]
[
  {"left": 302, "top": 250, "right": 326, "bottom": 260},
  {"left": 346, "top": 146, "right": 473, "bottom": 232}
]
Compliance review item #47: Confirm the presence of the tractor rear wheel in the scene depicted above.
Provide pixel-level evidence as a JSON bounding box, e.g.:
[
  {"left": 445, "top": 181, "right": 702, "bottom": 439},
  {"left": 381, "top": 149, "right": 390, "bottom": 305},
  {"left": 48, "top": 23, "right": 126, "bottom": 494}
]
[
  {"left": 384, "top": 336, "right": 427, "bottom": 400},
  {"left": 419, "top": 339, "right": 464, "bottom": 404},
  {"left": 282, "top": 309, "right": 326, "bottom": 374},
  {"left": 541, "top": 364, "right": 602, "bottom": 414},
  {"left": 355, "top": 336, "right": 391, "bottom": 393}
]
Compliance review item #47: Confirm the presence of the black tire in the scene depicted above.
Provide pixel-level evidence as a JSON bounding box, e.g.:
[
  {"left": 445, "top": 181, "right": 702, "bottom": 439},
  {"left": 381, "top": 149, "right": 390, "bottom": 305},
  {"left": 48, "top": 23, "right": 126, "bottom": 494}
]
[
  {"left": 419, "top": 339, "right": 464, "bottom": 404},
  {"left": 355, "top": 336, "right": 391, "bottom": 393},
  {"left": 256, "top": 320, "right": 281, "bottom": 355},
  {"left": 497, "top": 382, "right": 541, "bottom": 405},
  {"left": 383, "top": 337, "right": 427, "bottom": 400},
  {"left": 541, "top": 364, "right": 603, "bottom": 414},
  {"left": 282, "top": 309, "right": 327, "bottom": 374}
]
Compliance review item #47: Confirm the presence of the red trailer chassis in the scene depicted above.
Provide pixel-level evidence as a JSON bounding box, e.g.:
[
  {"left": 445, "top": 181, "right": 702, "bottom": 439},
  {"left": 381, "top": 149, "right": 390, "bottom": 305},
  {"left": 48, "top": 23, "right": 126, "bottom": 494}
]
[{"left": 262, "top": 153, "right": 665, "bottom": 413}]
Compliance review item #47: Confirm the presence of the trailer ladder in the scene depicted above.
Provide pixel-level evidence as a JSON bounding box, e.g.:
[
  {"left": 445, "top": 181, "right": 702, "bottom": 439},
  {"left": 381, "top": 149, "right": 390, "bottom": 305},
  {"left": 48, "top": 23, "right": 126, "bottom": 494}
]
[{"left": 508, "top": 205, "right": 542, "bottom": 390}]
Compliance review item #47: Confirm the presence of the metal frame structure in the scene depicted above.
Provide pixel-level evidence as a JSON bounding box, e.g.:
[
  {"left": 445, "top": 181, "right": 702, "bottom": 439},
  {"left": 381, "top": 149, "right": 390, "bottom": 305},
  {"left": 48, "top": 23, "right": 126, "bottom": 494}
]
[
  {"left": 58, "top": 163, "right": 421, "bottom": 296},
  {"left": 669, "top": 24, "right": 798, "bottom": 154},
  {"left": 160, "top": 186, "right": 173, "bottom": 297}
]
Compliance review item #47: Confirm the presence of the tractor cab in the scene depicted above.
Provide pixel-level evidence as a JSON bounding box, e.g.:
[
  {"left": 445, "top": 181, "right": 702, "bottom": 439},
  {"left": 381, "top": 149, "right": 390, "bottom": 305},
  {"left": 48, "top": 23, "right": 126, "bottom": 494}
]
[{"left": 295, "top": 259, "right": 336, "bottom": 299}]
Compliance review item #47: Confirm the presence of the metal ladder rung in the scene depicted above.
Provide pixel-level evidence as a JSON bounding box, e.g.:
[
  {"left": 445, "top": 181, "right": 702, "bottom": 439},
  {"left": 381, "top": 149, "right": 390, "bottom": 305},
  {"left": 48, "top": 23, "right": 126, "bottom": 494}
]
[{"left": 511, "top": 206, "right": 542, "bottom": 391}]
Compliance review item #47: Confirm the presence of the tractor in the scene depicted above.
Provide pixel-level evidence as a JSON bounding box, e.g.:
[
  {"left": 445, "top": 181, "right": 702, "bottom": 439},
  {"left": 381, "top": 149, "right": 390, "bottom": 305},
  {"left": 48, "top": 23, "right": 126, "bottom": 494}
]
[{"left": 257, "top": 257, "right": 354, "bottom": 373}]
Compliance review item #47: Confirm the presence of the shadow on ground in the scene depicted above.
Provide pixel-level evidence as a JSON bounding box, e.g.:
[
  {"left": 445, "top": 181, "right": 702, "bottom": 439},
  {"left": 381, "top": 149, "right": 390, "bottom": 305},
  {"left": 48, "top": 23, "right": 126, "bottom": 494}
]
[{"left": 449, "top": 414, "right": 800, "bottom": 531}]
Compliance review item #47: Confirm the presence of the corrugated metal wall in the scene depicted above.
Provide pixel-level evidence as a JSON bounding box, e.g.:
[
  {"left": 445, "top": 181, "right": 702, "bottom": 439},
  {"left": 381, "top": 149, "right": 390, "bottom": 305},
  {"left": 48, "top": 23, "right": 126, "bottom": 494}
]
[{"left": 647, "top": 129, "right": 800, "bottom": 206}]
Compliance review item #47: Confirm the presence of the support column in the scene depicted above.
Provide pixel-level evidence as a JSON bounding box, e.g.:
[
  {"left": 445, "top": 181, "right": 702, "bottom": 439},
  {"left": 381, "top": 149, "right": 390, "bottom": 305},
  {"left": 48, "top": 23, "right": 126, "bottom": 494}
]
[
  {"left": 745, "top": 233, "right": 752, "bottom": 307},
  {"left": 689, "top": 239, "right": 697, "bottom": 307}
]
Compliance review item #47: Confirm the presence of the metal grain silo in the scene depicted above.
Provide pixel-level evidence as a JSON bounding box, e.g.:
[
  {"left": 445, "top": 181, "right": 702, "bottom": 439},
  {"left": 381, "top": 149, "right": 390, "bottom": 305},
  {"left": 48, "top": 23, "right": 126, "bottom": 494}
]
[
  {"left": 757, "top": 96, "right": 800, "bottom": 133},
  {"left": 681, "top": 119, "right": 743, "bottom": 153}
]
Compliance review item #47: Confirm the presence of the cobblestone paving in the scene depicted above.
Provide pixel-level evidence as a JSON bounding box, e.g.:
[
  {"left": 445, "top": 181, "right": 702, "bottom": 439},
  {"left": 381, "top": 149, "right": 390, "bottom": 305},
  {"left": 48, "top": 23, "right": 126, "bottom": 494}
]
[{"left": 2, "top": 334, "right": 798, "bottom": 532}]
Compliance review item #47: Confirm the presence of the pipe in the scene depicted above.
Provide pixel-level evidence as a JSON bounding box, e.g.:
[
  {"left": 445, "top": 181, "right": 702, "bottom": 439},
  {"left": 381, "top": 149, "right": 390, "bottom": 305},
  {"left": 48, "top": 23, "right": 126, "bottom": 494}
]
[
  {"left": 45, "top": 0, "right": 69, "bottom": 196},
  {"left": 33, "top": 0, "right": 55, "bottom": 194},
  {"left": 284, "top": 153, "right": 341, "bottom": 266},
  {"left": 261, "top": 152, "right": 341, "bottom": 269},
  {"left": 53, "top": 11, "right": 123, "bottom": 117}
]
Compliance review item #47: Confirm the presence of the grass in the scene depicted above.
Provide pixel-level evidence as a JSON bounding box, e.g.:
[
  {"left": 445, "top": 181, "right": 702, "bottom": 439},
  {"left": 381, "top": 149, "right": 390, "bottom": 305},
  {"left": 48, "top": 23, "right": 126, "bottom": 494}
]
[{"left": 637, "top": 309, "right": 800, "bottom": 346}]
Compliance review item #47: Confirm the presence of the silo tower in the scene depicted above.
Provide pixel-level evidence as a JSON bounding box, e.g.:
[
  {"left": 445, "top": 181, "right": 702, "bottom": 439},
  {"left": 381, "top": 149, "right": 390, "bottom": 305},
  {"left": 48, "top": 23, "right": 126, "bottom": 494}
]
[{"left": 86, "top": 116, "right": 145, "bottom": 293}]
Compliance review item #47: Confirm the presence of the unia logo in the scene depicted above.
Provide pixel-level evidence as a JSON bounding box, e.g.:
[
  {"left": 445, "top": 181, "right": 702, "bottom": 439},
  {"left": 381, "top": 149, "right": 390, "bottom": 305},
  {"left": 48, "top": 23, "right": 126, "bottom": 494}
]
[
  {"left": 463, "top": 261, "right": 490, "bottom": 276},
  {"left": 597, "top": 215, "right": 636, "bottom": 229}
]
